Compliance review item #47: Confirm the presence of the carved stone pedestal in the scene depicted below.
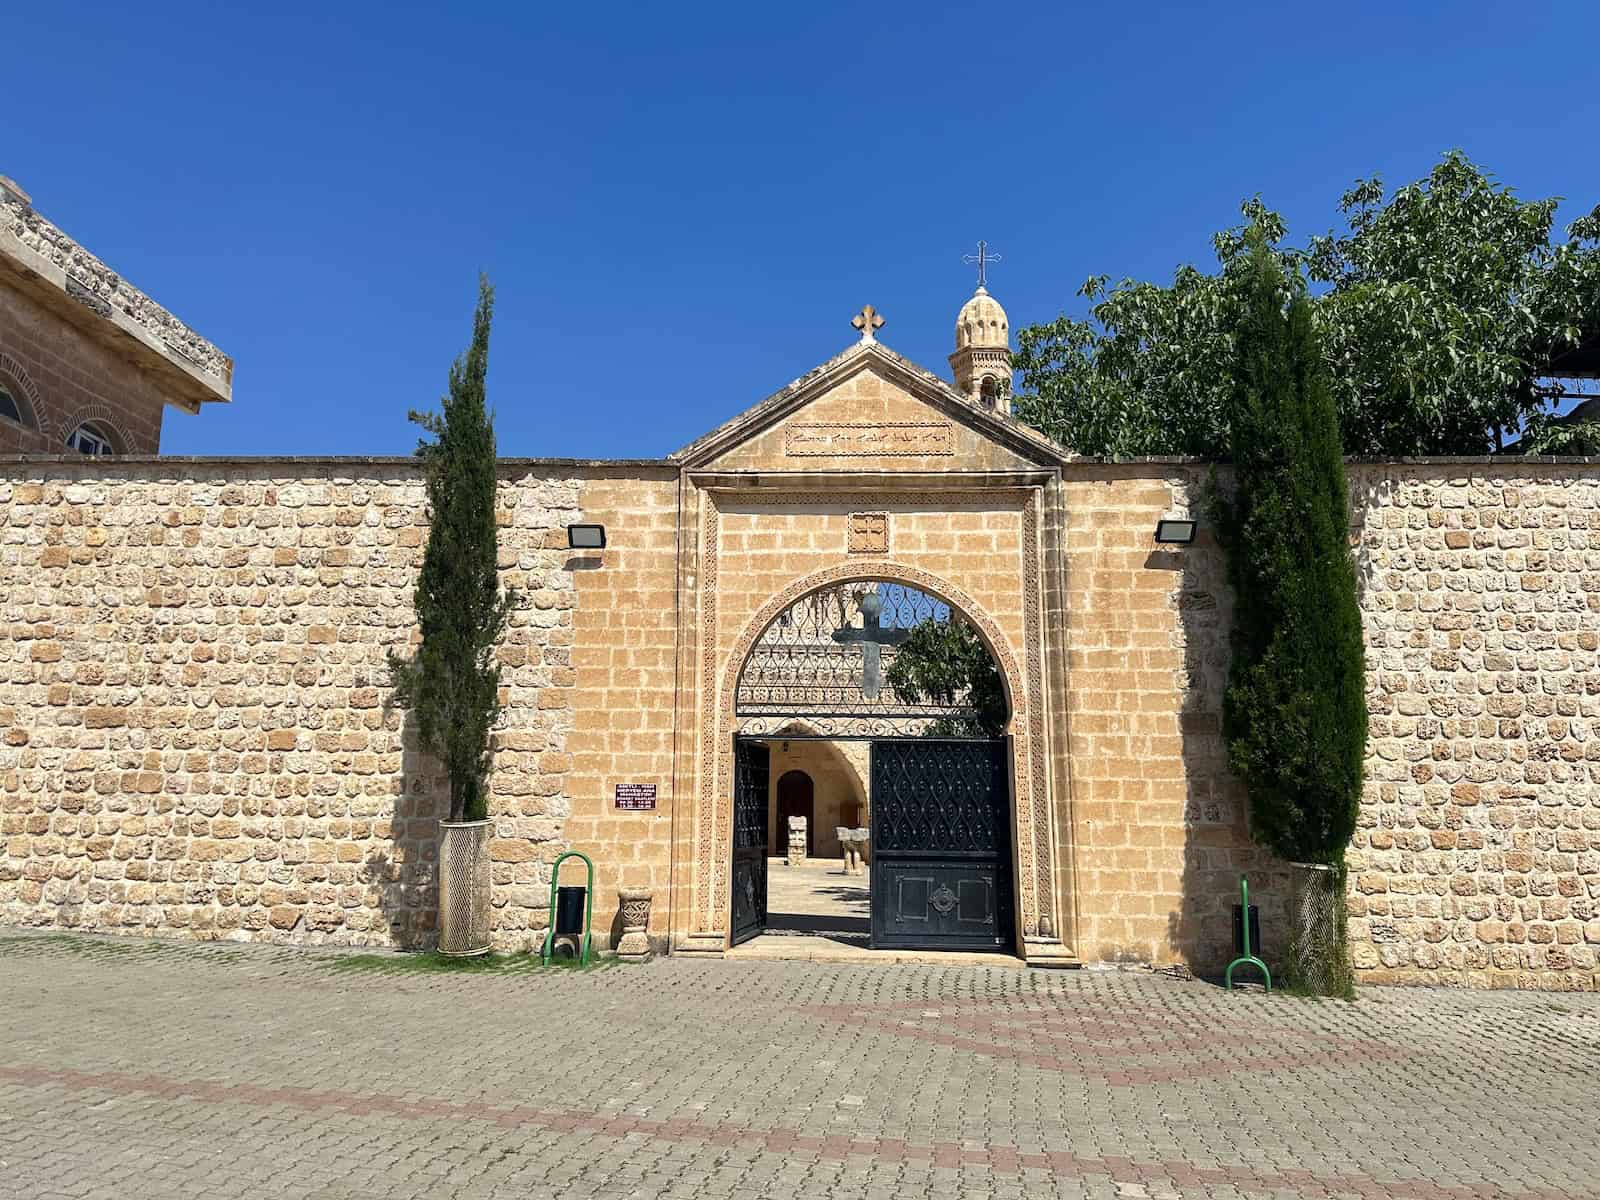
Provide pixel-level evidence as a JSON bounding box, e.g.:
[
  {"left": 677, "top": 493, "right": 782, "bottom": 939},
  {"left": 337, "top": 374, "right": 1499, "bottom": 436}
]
[
  {"left": 836, "top": 826, "right": 870, "bottom": 876},
  {"left": 786, "top": 816, "right": 808, "bottom": 866},
  {"left": 616, "top": 887, "right": 653, "bottom": 963}
]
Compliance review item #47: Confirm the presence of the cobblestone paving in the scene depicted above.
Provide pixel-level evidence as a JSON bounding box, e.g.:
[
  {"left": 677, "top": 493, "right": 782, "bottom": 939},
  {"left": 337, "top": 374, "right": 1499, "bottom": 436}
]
[{"left": 1, "top": 930, "right": 1597, "bottom": 1199}]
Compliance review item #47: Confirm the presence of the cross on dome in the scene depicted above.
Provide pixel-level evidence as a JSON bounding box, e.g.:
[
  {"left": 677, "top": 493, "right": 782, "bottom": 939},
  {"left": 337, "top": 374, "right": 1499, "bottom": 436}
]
[
  {"left": 951, "top": 244, "right": 1013, "bottom": 413},
  {"left": 963, "top": 240, "right": 1001, "bottom": 289}
]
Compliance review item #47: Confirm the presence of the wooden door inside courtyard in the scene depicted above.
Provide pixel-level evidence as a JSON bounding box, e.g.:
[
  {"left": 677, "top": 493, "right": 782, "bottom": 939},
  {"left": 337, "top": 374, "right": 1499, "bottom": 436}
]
[{"left": 775, "top": 770, "right": 815, "bottom": 857}]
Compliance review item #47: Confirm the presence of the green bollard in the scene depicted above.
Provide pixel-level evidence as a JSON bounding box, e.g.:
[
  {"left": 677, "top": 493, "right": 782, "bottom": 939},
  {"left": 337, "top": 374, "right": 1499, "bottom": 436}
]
[{"left": 1225, "top": 875, "right": 1271, "bottom": 992}]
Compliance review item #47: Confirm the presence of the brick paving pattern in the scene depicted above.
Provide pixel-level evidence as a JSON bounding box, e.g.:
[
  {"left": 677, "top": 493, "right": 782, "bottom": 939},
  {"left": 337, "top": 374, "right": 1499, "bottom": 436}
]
[{"left": 1, "top": 930, "right": 1597, "bottom": 1199}]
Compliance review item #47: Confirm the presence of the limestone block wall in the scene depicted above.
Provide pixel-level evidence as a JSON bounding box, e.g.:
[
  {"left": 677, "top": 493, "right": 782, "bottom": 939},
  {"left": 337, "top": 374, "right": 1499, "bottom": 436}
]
[
  {"left": 1062, "top": 467, "right": 1283, "bottom": 972},
  {"left": 561, "top": 474, "right": 681, "bottom": 950},
  {"left": 0, "top": 459, "right": 677, "bottom": 950},
  {"left": 1064, "top": 460, "right": 1600, "bottom": 989},
  {"left": 4, "top": 450, "right": 1598, "bottom": 986}
]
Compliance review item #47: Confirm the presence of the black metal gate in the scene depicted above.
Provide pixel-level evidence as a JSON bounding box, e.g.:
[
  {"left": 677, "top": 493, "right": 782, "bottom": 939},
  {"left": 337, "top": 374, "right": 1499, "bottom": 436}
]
[
  {"left": 870, "top": 738, "right": 1012, "bottom": 951},
  {"left": 731, "top": 738, "right": 770, "bottom": 945}
]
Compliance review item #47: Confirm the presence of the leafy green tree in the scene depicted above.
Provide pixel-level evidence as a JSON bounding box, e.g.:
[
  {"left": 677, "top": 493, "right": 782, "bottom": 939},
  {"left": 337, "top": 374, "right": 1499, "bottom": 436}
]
[
  {"left": 1309, "top": 152, "right": 1600, "bottom": 454},
  {"left": 1012, "top": 153, "right": 1600, "bottom": 457},
  {"left": 886, "top": 618, "right": 1008, "bottom": 738},
  {"left": 1218, "top": 236, "right": 1367, "bottom": 874},
  {"left": 388, "top": 276, "right": 514, "bottom": 823},
  {"left": 1012, "top": 203, "right": 1286, "bottom": 459},
  {"left": 1516, "top": 417, "right": 1600, "bottom": 456}
]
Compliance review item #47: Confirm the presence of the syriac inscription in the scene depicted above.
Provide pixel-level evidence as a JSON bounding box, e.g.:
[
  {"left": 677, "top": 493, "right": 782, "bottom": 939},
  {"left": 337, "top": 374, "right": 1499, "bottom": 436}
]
[{"left": 785, "top": 422, "right": 954, "bottom": 457}]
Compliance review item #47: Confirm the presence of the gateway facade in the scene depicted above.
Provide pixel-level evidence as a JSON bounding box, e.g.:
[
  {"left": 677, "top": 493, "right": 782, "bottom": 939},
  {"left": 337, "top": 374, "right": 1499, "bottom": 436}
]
[{"left": 2, "top": 285, "right": 1598, "bottom": 988}]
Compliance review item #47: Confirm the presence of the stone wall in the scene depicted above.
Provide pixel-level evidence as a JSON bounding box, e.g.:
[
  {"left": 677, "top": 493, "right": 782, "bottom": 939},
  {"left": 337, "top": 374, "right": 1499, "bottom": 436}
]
[
  {"left": 561, "top": 474, "right": 681, "bottom": 950},
  {"left": 4, "top": 453, "right": 1598, "bottom": 986},
  {"left": 0, "top": 459, "right": 676, "bottom": 950},
  {"left": 1064, "top": 460, "right": 1600, "bottom": 990},
  {"left": 1062, "top": 466, "right": 1283, "bottom": 972},
  {"left": 1351, "top": 465, "right": 1600, "bottom": 989}
]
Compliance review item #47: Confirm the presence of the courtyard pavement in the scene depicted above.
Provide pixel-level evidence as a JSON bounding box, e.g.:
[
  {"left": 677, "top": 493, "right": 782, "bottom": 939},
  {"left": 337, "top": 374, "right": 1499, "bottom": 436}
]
[
  {"left": 736, "top": 859, "right": 1020, "bottom": 967},
  {"left": 763, "top": 858, "right": 870, "bottom": 945},
  {"left": 1, "top": 929, "right": 1597, "bottom": 1199}
]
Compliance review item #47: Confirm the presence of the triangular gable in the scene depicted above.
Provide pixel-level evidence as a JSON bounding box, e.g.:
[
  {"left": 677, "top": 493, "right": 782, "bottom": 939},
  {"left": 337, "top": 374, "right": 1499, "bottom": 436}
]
[{"left": 672, "top": 339, "right": 1069, "bottom": 471}]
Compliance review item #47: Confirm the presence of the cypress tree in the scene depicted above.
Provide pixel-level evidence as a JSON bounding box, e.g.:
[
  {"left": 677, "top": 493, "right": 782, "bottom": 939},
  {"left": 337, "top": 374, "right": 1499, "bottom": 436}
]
[
  {"left": 1218, "top": 235, "right": 1367, "bottom": 987},
  {"left": 388, "top": 276, "right": 514, "bottom": 823}
]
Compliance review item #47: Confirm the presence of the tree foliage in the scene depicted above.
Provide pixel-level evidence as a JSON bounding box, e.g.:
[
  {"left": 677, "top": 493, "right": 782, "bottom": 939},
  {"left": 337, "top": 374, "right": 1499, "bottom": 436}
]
[
  {"left": 1012, "top": 152, "right": 1600, "bottom": 457},
  {"left": 1217, "top": 238, "right": 1367, "bottom": 867},
  {"left": 886, "top": 618, "right": 1009, "bottom": 739},
  {"left": 388, "top": 277, "right": 514, "bottom": 823},
  {"left": 1515, "top": 417, "right": 1600, "bottom": 456}
]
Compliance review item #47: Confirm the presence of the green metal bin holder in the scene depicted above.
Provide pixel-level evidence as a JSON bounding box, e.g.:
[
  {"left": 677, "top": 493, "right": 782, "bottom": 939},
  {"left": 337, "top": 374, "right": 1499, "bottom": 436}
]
[
  {"left": 540, "top": 850, "right": 595, "bottom": 967},
  {"left": 1225, "top": 875, "right": 1272, "bottom": 992}
]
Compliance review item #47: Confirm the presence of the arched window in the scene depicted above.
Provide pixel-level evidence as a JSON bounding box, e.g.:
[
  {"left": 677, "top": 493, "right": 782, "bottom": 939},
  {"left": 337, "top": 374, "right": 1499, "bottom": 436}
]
[
  {"left": 66, "top": 422, "right": 117, "bottom": 456},
  {"left": 0, "top": 374, "right": 35, "bottom": 429}
]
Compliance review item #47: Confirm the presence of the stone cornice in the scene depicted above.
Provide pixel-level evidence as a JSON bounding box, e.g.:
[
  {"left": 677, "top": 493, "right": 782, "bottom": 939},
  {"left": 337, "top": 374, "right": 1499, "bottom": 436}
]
[
  {"left": 0, "top": 194, "right": 232, "bottom": 411},
  {"left": 688, "top": 468, "right": 1056, "bottom": 493},
  {"left": 0, "top": 454, "right": 679, "bottom": 476}
]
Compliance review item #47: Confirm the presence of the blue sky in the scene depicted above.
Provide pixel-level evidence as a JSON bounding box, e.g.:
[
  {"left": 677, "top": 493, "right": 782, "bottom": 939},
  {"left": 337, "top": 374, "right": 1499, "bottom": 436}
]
[{"left": 7, "top": 2, "right": 1599, "bottom": 458}]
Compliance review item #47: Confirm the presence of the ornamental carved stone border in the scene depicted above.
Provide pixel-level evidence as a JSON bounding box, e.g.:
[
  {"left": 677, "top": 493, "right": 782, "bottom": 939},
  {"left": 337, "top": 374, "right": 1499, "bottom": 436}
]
[
  {"left": 1022, "top": 495, "right": 1055, "bottom": 939},
  {"left": 696, "top": 554, "right": 1053, "bottom": 949},
  {"left": 694, "top": 499, "right": 720, "bottom": 924}
]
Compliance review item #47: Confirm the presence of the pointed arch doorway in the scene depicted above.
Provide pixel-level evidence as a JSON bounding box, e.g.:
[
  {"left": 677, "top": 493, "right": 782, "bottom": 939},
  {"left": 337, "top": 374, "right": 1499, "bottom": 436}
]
[
  {"left": 729, "top": 576, "right": 1016, "bottom": 954},
  {"left": 774, "top": 769, "right": 815, "bottom": 857}
]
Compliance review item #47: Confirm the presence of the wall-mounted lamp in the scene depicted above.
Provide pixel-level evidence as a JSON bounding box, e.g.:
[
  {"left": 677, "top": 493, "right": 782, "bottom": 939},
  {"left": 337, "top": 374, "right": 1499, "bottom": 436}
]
[
  {"left": 566, "top": 524, "right": 607, "bottom": 550},
  {"left": 1154, "top": 518, "right": 1197, "bottom": 545}
]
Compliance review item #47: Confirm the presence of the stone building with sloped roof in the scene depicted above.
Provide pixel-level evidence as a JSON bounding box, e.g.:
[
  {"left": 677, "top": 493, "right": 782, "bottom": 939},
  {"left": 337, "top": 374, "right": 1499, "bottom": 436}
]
[{"left": 0, "top": 174, "right": 231, "bottom": 456}]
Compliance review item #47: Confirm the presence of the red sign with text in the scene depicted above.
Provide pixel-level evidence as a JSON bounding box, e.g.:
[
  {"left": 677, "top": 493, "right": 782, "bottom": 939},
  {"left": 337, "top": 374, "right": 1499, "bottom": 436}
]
[{"left": 614, "top": 783, "right": 657, "bottom": 811}]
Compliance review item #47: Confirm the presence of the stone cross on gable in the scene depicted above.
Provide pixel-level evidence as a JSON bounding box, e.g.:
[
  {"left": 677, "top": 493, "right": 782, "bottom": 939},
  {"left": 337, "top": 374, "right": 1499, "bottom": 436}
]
[
  {"left": 851, "top": 304, "right": 885, "bottom": 342},
  {"left": 831, "top": 591, "right": 909, "bottom": 700}
]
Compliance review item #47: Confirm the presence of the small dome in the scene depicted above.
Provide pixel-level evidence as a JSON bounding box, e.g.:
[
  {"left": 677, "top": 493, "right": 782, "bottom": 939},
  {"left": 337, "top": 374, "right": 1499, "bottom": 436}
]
[{"left": 955, "top": 286, "right": 1009, "bottom": 350}]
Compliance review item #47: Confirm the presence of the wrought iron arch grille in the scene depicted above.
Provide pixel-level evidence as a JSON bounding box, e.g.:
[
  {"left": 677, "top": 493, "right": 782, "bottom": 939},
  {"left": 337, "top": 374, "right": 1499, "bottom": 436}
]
[{"left": 733, "top": 580, "right": 1006, "bottom": 738}]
